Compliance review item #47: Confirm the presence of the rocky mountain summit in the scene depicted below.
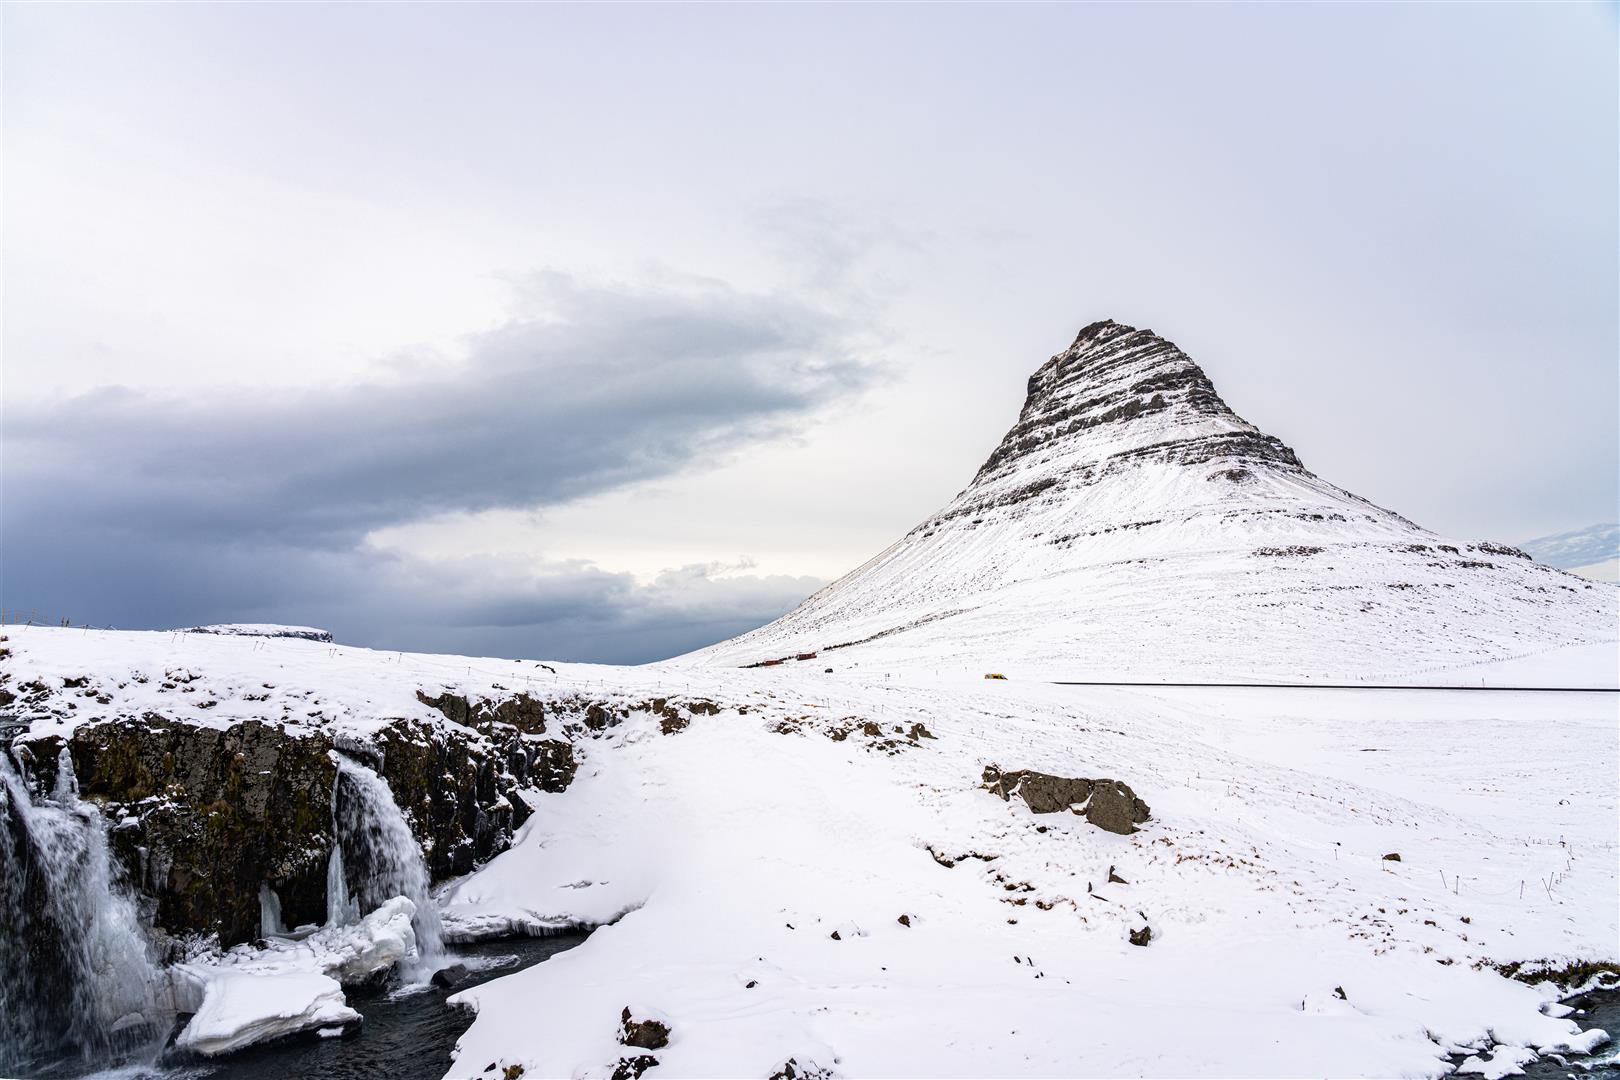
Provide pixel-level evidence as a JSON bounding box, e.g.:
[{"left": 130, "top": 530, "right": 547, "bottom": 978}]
[{"left": 692, "top": 321, "right": 1616, "bottom": 679}]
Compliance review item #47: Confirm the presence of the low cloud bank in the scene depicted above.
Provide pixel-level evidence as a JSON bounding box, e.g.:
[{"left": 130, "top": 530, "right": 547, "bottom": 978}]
[{"left": 3, "top": 273, "right": 865, "bottom": 662}]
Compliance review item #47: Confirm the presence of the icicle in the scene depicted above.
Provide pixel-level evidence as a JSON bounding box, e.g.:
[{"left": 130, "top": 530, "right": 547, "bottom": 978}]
[
  {"left": 258, "top": 882, "right": 287, "bottom": 938},
  {"left": 326, "top": 838, "right": 358, "bottom": 928}
]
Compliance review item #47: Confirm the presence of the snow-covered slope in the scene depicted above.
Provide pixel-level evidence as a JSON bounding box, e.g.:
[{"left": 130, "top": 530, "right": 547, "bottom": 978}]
[
  {"left": 3, "top": 625, "right": 1616, "bottom": 1079},
  {"left": 689, "top": 322, "right": 1617, "bottom": 683}
]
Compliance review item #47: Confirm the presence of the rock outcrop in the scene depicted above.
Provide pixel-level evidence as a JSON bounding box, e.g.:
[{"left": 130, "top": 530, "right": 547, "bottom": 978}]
[
  {"left": 14, "top": 710, "right": 576, "bottom": 949},
  {"left": 982, "top": 765, "right": 1150, "bottom": 835},
  {"left": 618, "top": 1007, "right": 671, "bottom": 1050}
]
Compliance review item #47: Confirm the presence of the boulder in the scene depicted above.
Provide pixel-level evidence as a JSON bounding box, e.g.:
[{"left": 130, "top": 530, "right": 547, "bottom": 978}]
[
  {"left": 982, "top": 765, "right": 1150, "bottom": 835},
  {"left": 619, "top": 1007, "right": 670, "bottom": 1050},
  {"left": 430, "top": 963, "right": 470, "bottom": 989}
]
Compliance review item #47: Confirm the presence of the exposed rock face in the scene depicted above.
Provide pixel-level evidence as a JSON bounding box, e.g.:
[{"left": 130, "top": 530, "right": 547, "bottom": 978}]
[
  {"left": 969, "top": 320, "right": 1304, "bottom": 505},
  {"left": 359, "top": 718, "right": 575, "bottom": 881},
  {"left": 619, "top": 1007, "right": 671, "bottom": 1050},
  {"left": 690, "top": 320, "right": 1617, "bottom": 678},
  {"left": 612, "top": 1055, "right": 659, "bottom": 1080},
  {"left": 416, "top": 690, "right": 549, "bottom": 736},
  {"left": 982, "top": 765, "right": 1150, "bottom": 835},
  {"left": 18, "top": 718, "right": 335, "bottom": 945},
  {"left": 16, "top": 711, "right": 577, "bottom": 948}
]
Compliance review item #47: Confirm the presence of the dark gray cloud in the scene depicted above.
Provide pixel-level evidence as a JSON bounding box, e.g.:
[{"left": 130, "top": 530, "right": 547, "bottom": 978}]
[{"left": 1, "top": 274, "right": 866, "bottom": 661}]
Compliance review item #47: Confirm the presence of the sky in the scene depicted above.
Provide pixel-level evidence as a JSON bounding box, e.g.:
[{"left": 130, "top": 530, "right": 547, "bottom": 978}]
[{"left": 3, "top": 3, "right": 1616, "bottom": 663}]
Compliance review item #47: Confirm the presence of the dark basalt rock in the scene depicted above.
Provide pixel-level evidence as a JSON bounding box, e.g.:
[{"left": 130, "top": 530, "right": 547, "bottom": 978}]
[
  {"left": 368, "top": 718, "right": 574, "bottom": 881},
  {"left": 1475, "top": 542, "right": 1530, "bottom": 560},
  {"left": 431, "top": 963, "right": 470, "bottom": 988},
  {"left": 971, "top": 320, "right": 1305, "bottom": 494},
  {"left": 982, "top": 765, "right": 1151, "bottom": 835},
  {"left": 618, "top": 1008, "right": 670, "bottom": 1050},
  {"left": 16, "top": 710, "right": 578, "bottom": 949},
  {"left": 18, "top": 717, "right": 336, "bottom": 946},
  {"left": 612, "top": 1056, "right": 659, "bottom": 1080},
  {"left": 416, "top": 689, "right": 548, "bottom": 735}
]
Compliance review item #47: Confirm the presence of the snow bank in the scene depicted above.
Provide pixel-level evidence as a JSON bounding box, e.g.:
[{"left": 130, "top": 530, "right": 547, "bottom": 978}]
[
  {"left": 173, "top": 968, "right": 357, "bottom": 1056},
  {"left": 173, "top": 897, "right": 417, "bottom": 1055}
]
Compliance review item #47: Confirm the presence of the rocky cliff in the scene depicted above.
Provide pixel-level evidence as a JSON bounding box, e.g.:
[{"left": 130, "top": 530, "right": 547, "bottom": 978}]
[{"left": 4, "top": 680, "right": 578, "bottom": 949}]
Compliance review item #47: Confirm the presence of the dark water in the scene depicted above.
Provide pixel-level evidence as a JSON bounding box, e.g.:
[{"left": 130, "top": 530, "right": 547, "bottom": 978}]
[
  {"left": 54, "top": 933, "right": 585, "bottom": 1080},
  {"left": 183, "top": 934, "right": 586, "bottom": 1080},
  {"left": 1515, "top": 989, "right": 1620, "bottom": 1080},
  {"left": 1439, "top": 988, "right": 1620, "bottom": 1080}
]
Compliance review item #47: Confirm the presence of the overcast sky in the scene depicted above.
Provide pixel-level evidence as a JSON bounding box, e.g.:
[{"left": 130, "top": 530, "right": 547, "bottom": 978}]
[{"left": 4, "top": 3, "right": 1615, "bottom": 663}]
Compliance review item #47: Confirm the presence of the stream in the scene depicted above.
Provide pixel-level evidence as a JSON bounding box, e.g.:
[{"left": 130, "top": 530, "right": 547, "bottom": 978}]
[
  {"left": 1515, "top": 989, "right": 1620, "bottom": 1079},
  {"left": 61, "top": 933, "right": 586, "bottom": 1080}
]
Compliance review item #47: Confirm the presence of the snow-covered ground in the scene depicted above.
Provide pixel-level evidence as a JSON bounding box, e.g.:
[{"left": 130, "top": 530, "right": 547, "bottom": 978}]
[
  {"left": 6, "top": 625, "right": 1615, "bottom": 1078},
  {"left": 441, "top": 670, "right": 1617, "bottom": 1079}
]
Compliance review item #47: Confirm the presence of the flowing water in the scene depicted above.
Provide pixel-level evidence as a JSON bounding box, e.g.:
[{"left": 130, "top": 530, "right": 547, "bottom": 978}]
[
  {"left": 172, "top": 933, "right": 586, "bottom": 1080},
  {"left": 1517, "top": 989, "right": 1620, "bottom": 1079},
  {"left": 0, "top": 748, "right": 171, "bottom": 1078},
  {"left": 328, "top": 754, "right": 446, "bottom": 972},
  {"left": 1, "top": 745, "right": 552, "bottom": 1078}
]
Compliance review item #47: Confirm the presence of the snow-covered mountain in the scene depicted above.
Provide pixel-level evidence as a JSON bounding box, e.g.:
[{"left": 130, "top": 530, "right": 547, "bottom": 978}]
[
  {"left": 1520, "top": 523, "right": 1620, "bottom": 570},
  {"left": 1521, "top": 523, "right": 1620, "bottom": 583},
  {"left": 692, "top": 321, "right": 1617, "bottom": 681}
]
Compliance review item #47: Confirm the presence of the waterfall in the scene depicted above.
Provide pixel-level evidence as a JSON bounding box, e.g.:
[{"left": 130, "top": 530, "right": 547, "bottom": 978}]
[
  {"left": 258, "top": 883, "right": 287, "bottom": 938},
  {"left": 326, "top": 753, "right": 445, "bottom": 971},
  {"left": 0, "top": 747, "right": 170, "bottom": 1075}
]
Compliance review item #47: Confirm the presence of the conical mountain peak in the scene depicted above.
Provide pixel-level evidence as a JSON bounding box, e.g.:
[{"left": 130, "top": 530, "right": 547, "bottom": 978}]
[
  {"left": 689, "top": 321, "right": 1610, "bottom": 678},
  {"left": 974, "top": 320, "right": 1298, "bottom": 491}
]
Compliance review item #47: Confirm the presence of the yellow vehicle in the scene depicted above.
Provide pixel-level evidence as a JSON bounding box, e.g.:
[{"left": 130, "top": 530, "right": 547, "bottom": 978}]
[{"left": 983, "top": 673, "right": 1007, "bottom": 680}]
